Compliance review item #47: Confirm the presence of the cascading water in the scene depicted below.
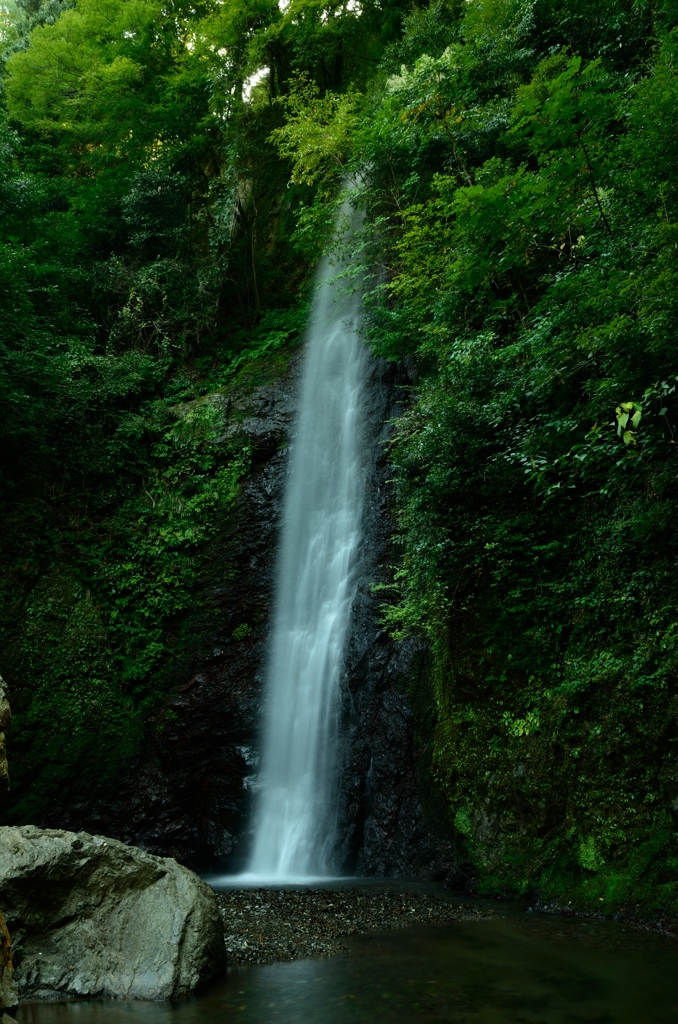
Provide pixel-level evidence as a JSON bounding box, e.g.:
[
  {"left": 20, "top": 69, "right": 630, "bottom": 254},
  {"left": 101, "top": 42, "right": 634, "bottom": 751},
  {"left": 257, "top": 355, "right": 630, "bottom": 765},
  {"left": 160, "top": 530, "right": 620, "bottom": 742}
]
[{"left": 247, "top": 206, "right": 368, "bottom": 881}]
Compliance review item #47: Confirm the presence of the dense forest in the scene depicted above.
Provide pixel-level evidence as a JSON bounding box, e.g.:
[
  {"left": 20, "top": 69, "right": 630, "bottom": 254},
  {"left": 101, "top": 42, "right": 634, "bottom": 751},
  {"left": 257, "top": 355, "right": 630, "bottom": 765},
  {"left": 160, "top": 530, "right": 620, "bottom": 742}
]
[{"left": 1, "top": 0, "right": 678, "bottom": 918}]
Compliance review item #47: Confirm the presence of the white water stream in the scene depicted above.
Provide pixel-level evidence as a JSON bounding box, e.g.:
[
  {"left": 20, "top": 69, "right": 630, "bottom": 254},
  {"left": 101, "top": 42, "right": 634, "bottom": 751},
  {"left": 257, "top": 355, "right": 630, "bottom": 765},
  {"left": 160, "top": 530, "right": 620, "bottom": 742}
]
[{"left": 246, "top": 211, "right": 368, "bottom": 881}]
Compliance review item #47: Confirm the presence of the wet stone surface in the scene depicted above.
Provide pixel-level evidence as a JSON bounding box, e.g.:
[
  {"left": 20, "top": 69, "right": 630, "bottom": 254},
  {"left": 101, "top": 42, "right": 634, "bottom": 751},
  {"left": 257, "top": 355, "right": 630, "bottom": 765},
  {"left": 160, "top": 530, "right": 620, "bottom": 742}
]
[{"left": 215, "top": 888, "right": 493, "bottom": 965}]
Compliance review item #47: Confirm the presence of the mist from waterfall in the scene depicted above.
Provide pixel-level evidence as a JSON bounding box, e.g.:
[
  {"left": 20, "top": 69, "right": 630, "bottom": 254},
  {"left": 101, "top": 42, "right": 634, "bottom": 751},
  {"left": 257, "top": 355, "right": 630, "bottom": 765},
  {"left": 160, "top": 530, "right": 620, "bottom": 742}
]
[{"left": 247, "top": 206, "right": 368, "bottom": 881}]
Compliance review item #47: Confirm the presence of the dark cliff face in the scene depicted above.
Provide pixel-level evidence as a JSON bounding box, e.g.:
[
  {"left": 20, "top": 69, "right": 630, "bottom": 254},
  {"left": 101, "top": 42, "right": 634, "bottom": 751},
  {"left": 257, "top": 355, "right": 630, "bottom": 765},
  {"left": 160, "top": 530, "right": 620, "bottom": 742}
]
[
  {"left": 44, "top": 347, "right": 455, "bottom": 877},
  {"left": 42, "top": 359, "right": 300, "bottom": 869},
  {"left": 336, "top": 358, "right": 456, "bottom": 879}
]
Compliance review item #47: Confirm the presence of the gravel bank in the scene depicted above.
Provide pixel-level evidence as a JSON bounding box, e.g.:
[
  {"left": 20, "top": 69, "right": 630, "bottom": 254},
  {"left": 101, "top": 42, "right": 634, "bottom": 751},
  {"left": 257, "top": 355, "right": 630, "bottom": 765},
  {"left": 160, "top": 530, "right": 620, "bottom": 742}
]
[{"left": 215, "top": 888, "right": 493, "bottom": 965}]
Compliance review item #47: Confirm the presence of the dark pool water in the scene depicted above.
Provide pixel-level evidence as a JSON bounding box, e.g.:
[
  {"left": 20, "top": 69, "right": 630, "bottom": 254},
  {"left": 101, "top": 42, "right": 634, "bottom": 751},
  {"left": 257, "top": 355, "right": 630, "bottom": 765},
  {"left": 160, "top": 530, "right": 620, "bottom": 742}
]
[{"left": 16, "top": 911, "right": 678, "bottom": 1024}]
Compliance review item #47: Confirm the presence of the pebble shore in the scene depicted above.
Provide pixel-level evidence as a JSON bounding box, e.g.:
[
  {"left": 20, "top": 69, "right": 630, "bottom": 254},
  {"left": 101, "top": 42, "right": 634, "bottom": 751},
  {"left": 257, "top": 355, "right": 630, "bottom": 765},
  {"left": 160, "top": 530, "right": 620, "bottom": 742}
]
[{"left": 215, "top": 888, "right": 493, "bottom": 965}]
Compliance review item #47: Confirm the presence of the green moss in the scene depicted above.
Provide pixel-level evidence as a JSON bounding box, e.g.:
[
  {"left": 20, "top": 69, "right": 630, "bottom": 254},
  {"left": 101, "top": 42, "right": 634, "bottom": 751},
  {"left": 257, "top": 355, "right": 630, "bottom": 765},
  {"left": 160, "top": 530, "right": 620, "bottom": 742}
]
[{"left": 0, "top": 339, "right": 303, "bottom": 824}]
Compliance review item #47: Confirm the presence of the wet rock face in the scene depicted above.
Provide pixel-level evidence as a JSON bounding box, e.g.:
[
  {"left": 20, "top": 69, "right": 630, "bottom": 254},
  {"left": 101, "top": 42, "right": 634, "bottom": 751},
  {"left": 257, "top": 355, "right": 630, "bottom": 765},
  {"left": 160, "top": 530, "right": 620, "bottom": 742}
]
[
  {"left": 0, "top": 908, "right": 18, "bottom": 1014},
  {"left": 0, "top": 676, "right": 10, "bottom": 801},
  {"left": 336, "top": 360, "right": 456, "bottom": 879},
  {"left": 0, "top": 826, "right": 225, "bottom": 1001},
  {"left": 40, "top": 348, "right": 453, "bottom": 877},
  {"left": 124, "top": 367, "right": 300, "bottom": 870},
  {"left": 41, "top": 358, "right": 300, "bottom": 870}
]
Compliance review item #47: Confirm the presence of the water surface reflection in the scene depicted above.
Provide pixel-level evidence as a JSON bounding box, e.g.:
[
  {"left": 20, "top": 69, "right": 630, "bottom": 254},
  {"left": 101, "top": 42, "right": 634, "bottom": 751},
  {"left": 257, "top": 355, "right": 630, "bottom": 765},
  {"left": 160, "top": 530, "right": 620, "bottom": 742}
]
[{"left": 16, "top": 912, "right": 678, "bottom": 1023}]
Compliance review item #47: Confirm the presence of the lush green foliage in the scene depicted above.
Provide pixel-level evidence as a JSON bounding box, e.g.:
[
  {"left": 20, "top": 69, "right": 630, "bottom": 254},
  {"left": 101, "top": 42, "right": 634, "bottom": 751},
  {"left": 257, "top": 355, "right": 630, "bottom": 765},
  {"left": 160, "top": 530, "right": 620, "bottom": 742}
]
[
  {"left": 3, "top": 0, "right": 678, "bottom": 919},
  {"left": 0, "top": 0, "right": 407, "bottom": 818},
  {"left": 271, "top": 0, "right": 678, "bottom": 914},
  {"left": 349, "top": 0, "right": 678, "bottom": 914}
]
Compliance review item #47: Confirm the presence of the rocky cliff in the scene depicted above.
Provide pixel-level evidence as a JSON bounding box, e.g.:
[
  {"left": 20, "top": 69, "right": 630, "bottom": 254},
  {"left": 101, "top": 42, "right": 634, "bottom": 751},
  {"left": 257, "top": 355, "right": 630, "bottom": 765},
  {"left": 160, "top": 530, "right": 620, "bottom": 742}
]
[
  {"left": 0, "top": 678, "right": 10, "bottom": 801},
  {"left": 0, "top": 908, "right": 18, "bottom": 1019},
  {"left": 37, "top": 346, "right": 454, "bottom": 877},
  {"left": 38, "top": 354, "right": 300, "bottom": 868},
  {"left": 337, "top": 358, "right": 455, "bottom": 879}
]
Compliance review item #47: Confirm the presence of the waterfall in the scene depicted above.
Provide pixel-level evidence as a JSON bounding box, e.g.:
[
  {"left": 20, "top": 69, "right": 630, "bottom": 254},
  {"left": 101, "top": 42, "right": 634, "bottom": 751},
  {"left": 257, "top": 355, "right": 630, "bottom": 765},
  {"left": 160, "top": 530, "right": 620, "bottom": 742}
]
[{"left": 247, "top": 206, "right": 368, "bottom": 881}]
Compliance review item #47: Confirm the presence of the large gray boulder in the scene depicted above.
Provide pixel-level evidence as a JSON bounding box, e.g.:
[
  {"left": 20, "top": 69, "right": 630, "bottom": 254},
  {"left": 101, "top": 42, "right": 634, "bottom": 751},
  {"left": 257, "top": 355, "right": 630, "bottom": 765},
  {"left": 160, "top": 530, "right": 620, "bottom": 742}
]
[{"left": 0, "top": 826, "right": 225, "bottom": 1001}]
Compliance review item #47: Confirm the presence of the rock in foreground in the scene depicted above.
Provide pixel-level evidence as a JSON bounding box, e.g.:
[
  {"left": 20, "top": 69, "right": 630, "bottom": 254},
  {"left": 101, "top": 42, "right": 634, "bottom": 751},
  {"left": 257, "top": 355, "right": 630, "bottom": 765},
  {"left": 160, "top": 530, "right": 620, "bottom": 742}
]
[{"left": 0, "top": 826, "right": 225, "bottom": 1001}]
